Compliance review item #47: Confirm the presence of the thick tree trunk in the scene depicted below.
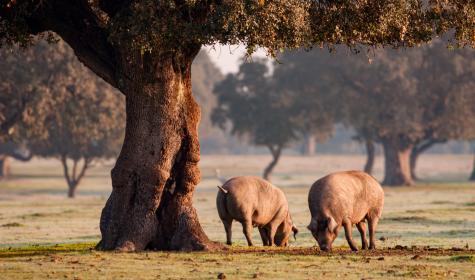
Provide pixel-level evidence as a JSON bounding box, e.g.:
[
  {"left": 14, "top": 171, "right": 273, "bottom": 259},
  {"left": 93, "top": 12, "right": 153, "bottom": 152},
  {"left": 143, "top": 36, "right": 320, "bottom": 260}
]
[
  {"left": 0, "top": 155, "right": 11, "bottom": 179},
  {"left": 363, "top": 139, "right": 375, "bottom": 175},
  {"left": 263, "top": 145, "right": 282, "bottom": 181},
  {"left": 67, "top": 183, "right": 78, "bottom": 198},
  {"left": 410, "top": 139, "right": 443, "bottom": 181},
  {"left": 97, "top": 49, "right": 218, "bottom": 252},
  {"left": 302, "top": 134, "right": 316, "bottom": 156},
  {"left": 470, "top": 153, "right": 475, "bottom": 181},
  {"left": 409, "top": 148, "right": 419, "bottom": 181},
  {"left": 382, "top": 138, "right": 414, "bottom": 186},
  {"left": 61, "top": 156, "right": 90, "bottom": 198}
]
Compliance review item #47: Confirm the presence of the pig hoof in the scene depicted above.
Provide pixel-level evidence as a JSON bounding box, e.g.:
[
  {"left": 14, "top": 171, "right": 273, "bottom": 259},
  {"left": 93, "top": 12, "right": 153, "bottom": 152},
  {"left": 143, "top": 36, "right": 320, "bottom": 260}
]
[
  {"left": 351, "top": 247, "right": 359, "bottom": 252},
  {"left": 226, "top": 241, "right": 232, "bottom": 245}
]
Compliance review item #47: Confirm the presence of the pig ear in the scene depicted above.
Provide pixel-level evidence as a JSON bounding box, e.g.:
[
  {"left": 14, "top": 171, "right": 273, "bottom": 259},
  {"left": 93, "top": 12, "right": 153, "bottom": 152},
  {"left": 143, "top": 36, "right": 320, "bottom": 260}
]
[
  {"left": 327, "top": 217, "right": 337, "bottom": 233},
  {"left": 292, "top": 225, "right": 299, "bottom": 240},
  {"left": 307, "top": 220, "right": 318, "bottom": 232}
]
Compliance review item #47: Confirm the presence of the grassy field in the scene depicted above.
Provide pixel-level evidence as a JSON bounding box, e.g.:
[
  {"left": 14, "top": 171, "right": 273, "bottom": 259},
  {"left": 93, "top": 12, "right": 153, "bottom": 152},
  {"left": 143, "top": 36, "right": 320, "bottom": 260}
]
[{"left": 0, "top": 154, "right": 474, "bottom": 279}]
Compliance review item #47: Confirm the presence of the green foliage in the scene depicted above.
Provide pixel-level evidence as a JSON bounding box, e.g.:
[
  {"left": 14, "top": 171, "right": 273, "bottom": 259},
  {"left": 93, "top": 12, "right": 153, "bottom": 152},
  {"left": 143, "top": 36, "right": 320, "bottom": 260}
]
[
  {"left": 0, "top": 242, "right": 95, "bottom": 257},
  {"left": 275, "top": 41, "right": 475, "bottom": 147},
  {"left": 0, "top": 38, "right": 125, "bottom": 191},
  {"left": 212, "top": 59, "right": 300, "bottom": 149},
  {"left": 1, "top": 1, "right": 473, "bottom": 56}
]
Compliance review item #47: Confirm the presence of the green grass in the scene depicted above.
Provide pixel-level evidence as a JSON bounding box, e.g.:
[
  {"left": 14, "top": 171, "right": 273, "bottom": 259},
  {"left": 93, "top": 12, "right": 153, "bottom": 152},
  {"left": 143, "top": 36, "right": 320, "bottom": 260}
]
[
  {"left": 0, "top": 155, "right": 475, "bottom": 279},
  {"left": 451, "top": 255, "right": 475, "bottom": 262}
]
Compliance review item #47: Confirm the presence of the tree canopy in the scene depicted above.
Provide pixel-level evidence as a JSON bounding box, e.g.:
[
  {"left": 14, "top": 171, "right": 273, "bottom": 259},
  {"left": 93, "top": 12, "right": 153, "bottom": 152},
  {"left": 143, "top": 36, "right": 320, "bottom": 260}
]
[
  {"left": 212, "top": 58, "right": 335, "bottom": 179},
  {"left": 1, "top": 1, "right": 473, "bottom": 91}
]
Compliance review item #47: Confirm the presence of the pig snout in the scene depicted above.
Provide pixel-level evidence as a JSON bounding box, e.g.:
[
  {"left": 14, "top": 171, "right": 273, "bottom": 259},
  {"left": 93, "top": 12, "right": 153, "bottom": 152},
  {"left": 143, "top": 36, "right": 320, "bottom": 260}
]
[{"left": 319, "top": 244, "right": 331, "bottom": 252}]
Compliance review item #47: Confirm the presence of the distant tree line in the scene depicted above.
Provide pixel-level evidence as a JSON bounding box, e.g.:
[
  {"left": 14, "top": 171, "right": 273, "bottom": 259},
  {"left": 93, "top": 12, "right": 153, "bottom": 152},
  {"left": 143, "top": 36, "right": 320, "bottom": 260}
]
[
  {"left": 1, "top": 39, "right": 474, "bottom": 191},
  {"left": 213, "top": 41, "right": 475, "bottom": 185}
]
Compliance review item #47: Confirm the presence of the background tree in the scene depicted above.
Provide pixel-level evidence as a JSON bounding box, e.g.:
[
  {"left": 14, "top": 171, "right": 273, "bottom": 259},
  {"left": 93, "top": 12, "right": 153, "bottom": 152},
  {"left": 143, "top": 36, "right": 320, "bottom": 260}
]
[
  {"left": 1, "top": 39, "right": 125, "bottom": 197},
  {"left": 212, "top": 59, "right": 299, "bottom": 180},
  {"left": 1, "top": 0, "right": 472, "bottom": 251},
  {"left": 27, "top": 79, "right": 125, "bottom": 198},
  {"left": 0, "top": 38, "right": 64, "bottom": 178},
  {"left": 273, "top": 50, "right": 342, "bottom": 158},
  {"left": 408, "top": 42, "right": 475, "bottom": 180},
  {"left": 273, "top": 41, "right": 475, "bottom": 184},
  {"left": 0, "top": 141, "right": 31, "bottom": 179},
  {"left": 191, "top": 51, "right": 228, "bottom": 153},
  {"left": 471, "top": 142, "right": 475, "bottom": 181},
  {"left": 339, "top": 45, "right": 475, "bottom": 185}
]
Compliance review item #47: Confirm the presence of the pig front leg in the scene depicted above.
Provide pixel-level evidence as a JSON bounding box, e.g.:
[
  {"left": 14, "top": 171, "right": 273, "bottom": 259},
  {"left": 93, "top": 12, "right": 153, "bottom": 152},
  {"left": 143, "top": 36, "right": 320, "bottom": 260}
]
[
  {"left": 259, "top": 227, "right": 271, "bottom": 246},
  {"left": 356, "top": 222, "right": 369, "bottom": 250},
  {"left": 343, "top": 220, "right": 359, "bottom": 251}
]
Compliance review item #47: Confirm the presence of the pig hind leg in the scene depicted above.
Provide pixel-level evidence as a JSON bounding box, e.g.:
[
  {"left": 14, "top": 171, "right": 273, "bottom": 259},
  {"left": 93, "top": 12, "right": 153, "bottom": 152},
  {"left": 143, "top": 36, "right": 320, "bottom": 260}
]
[
  {"left": 259, "top": 227, "right": 271, "bottom": 246},
  {"left": 222, "top": 219, "right": 233, "bottom": 245},
  {"left": 367, "top": 215, "right": 380, "bottom": 250},
  {"left": 356, "top": 221, "right": 369, "bottom": 250},
  {"left": 266, "top": 209, "right": 286, "bottom": 246},
  {"left": 343, "top": 220, "right": 359, "bottom": 251}
]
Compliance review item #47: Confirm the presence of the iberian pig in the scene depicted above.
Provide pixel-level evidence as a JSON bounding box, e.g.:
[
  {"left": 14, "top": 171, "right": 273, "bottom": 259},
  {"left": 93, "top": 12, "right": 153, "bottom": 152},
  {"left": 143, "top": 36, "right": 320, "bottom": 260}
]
[
  {"left": 307, "top": 171, "right": 384, "bottom": 251},
  {"left": 216, "top": 176, "right": 298, "bottom": 246}
]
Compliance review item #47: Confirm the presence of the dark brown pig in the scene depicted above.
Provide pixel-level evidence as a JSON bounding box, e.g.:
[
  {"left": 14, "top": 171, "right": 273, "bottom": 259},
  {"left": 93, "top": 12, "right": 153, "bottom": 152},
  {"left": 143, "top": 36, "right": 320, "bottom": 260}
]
[
  {"left": 307, "top": 171, "right": 384, "bottom": 251},
  {"left": 216, "top": 176, "right": 298, "bottom": 246}
]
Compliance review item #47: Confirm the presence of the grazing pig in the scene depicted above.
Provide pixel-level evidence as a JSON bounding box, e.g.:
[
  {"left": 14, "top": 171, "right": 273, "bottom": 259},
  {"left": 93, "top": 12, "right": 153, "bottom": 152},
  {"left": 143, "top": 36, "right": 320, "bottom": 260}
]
[
  {"left": 216, "top": 176, "right": 298, "bottom": 246},
  {"left": 307, "top": 171, "right": 384, "bottom": 251}
]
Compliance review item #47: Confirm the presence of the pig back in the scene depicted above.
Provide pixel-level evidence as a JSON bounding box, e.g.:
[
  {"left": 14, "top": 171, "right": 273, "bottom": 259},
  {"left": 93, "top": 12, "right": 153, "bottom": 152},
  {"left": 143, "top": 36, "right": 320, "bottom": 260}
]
[
  {"left": 223, "top": 176, "right": 288, "bottom": 226},
  {"left": 308, "top": 171, "right": 384, "bottom": 224}
]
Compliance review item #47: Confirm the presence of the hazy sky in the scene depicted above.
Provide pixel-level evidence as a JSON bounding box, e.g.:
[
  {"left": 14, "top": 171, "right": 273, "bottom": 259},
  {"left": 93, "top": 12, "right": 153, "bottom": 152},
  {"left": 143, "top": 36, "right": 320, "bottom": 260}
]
[{"left": 204, "top": 44, "right": 268, "bottom": 74}]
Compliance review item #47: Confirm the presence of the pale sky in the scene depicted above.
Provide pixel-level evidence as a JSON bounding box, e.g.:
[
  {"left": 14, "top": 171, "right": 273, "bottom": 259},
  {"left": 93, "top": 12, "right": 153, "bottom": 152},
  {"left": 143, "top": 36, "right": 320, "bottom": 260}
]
[{"left": 203, "top": 44, "right": 269, "bottom": 74}]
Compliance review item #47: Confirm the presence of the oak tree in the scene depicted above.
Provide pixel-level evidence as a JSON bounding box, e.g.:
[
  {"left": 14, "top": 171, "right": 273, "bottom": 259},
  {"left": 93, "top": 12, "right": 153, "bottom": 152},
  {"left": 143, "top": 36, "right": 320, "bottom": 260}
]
[
  {"left": 1, "top": 39, "right": 125, "bottom": 196},
  {"left": 1, "top": 0, "right": 473, "bottom": 251},
  {"left": 212, "top": 59, "right": 302, "bottom": 180}
]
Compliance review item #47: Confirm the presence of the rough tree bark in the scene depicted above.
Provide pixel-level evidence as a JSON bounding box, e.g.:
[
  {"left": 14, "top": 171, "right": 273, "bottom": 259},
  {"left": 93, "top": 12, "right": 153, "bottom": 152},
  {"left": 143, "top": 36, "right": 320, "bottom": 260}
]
[
  {"left": 263, "top": 144, "right": 283, "bottom": 181},
  {"left": 60, "top": 156, "right": 90, "bottom": 198},
  {"left": 97, "top": 48, "right": 218, "bottom": 252},
  {"left": 409, "top": 139, "right": 443, "bottom": 180},
  {"left": 363, "top": 139, "right": 375, "bottom": 175},
  {"left": 3, "top": 0, "right": 218, "bottom": 252},
  {"left": 382, "top": 138, "right": 414, "bottom": 186}
]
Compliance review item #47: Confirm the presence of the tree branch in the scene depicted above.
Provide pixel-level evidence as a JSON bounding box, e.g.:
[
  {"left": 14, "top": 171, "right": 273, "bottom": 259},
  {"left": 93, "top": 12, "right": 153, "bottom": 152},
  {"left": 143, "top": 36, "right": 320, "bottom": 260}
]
[
  {"left": 98, "top": 0, "right": 131, "bottom": 17},
  {"left": 9, "top": 149, "right": 33, "bottom": 162},
  {"left": 72, "top": 159, "right": 78, "bottom": 182},
  {"left": 60, "top": 155, "right": 72, "bottom": 188},
  {"left": 9, "top": 0, "right": 120, "bottom": 88},
  {"left": 75, "top": 157, "right": 90, "bottom": 186}
]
